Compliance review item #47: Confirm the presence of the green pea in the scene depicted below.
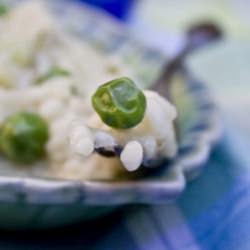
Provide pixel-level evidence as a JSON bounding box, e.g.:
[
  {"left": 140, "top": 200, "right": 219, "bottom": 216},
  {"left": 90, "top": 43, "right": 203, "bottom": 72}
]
[
  {"left": 0, "top": 4, "right": 9, "bottom": 16},
  {"left": 92, "top": 77, "right": 146, "bottom": 129},
  {"left": 0, "top": 112, "right": 49, "bottom": 164},
  {"left": 36, "top": 66, "right": 71, "bottom": 84}
]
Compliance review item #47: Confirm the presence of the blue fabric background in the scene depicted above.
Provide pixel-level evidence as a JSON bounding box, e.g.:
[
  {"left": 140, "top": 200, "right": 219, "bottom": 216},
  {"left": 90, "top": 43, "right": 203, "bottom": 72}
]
[{"left": 77, "top": 0, "right": 134, "bottom": 19}]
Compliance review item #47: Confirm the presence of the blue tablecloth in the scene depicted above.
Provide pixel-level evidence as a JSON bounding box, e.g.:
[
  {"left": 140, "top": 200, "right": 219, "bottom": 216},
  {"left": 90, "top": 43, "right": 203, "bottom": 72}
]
[{"left": 1, "top": 126, "right": 250, "bottom": 250}]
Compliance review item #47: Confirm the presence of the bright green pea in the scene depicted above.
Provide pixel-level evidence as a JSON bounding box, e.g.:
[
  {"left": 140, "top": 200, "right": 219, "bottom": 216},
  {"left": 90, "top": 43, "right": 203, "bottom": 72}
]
[
  {"left": 92, "top": 77, "right": 146, "bottom": 129},
  {"left": 0, "top": 112, "right": 49, "bottom": 164}
]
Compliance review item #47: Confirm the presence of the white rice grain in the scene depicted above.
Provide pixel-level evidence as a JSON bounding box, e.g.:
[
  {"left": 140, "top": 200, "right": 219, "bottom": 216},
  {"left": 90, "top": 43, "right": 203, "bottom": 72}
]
[{"left": 120, "top": 141, "right": 143, "bottom": 172}]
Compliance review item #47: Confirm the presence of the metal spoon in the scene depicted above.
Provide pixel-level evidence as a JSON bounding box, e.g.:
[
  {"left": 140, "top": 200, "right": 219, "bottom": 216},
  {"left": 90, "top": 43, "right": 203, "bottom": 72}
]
[{"left": 77, "top": 23, "right": 222, "bottom": 170}]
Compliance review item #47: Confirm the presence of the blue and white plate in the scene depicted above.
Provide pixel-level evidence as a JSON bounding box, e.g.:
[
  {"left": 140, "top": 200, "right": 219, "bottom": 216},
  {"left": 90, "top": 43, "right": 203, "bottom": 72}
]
[{"left": 0, "top": 0, "right": 222, "bottom": 229}]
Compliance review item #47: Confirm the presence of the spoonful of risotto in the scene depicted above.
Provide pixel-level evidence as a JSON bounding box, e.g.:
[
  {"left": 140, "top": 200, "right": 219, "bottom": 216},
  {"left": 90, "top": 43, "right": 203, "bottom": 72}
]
[
  {"left": 69, "top": 23, "right": 222, "bottom": 172},
  {"left": 70, "top": 77, "right": 176, "bottom": 171}
]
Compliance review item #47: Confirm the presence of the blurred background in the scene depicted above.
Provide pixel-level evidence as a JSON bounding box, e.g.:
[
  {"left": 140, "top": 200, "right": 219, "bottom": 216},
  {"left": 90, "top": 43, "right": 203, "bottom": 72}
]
[{"left": 77, "top": 0, "right": 250, "bottom": 139}]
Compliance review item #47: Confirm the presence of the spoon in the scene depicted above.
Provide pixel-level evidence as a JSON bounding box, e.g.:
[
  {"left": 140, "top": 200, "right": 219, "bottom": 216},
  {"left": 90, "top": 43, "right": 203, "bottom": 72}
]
[{"left": 73, "top": 23, "right": 222, "bottom": 171}]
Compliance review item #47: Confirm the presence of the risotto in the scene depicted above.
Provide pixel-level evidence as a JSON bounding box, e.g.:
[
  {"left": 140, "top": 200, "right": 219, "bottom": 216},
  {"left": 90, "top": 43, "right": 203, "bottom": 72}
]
[{"left": 0, "top": 1, "right": 177, "bottom": 180}]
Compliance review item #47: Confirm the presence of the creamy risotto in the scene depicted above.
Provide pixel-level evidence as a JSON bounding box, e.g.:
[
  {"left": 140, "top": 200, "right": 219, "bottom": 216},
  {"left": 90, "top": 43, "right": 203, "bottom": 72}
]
[{"left": 0, "top": 1, "right": 177, "bottom": 180}]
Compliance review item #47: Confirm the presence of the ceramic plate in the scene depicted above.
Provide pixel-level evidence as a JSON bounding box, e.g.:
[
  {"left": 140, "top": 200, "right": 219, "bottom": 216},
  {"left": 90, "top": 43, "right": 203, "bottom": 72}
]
[{"left": 0, "top": 0, "right": 221, "bottom": 229}]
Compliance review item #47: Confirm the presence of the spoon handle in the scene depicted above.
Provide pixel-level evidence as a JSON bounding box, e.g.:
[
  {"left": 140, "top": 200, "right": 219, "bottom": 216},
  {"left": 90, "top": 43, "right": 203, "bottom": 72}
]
[{"left": 152, "top": 22, "right": 222, "bottom": 95}]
